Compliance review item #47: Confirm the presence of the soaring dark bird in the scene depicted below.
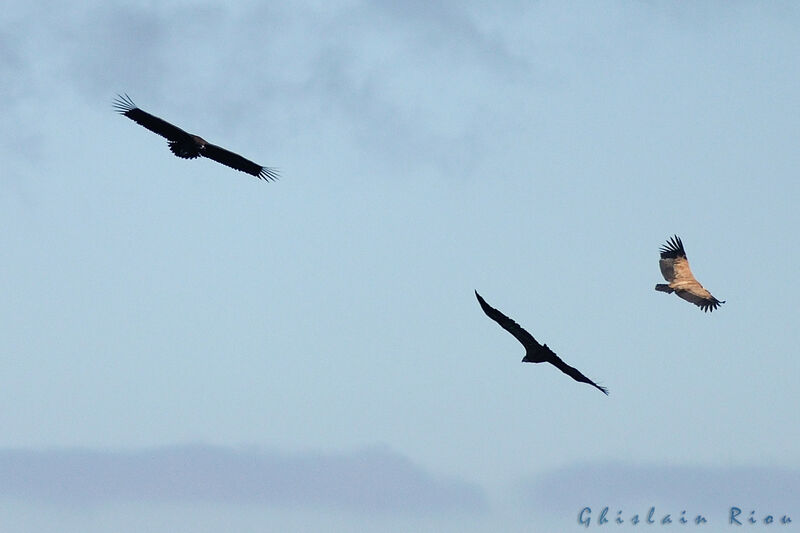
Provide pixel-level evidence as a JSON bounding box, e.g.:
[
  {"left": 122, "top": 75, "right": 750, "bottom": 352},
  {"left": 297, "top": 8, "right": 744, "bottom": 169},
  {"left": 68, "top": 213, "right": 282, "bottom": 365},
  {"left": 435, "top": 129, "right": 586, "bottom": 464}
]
[
  {"left": 474, "top": 291, "right": 608, "bottom": 395},
  {"left": 113, "top": 94, "right": 278, "bottom": 181},
  {"left": 655, "top": 235, "right": 725, "bottom": 312}
]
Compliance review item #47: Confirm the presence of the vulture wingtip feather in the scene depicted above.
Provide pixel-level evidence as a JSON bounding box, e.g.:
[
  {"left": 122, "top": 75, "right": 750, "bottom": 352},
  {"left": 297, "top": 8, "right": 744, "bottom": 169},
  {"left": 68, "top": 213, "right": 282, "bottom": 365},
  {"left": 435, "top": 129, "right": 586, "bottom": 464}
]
[
  {"left": 112, "top": 93, "right": 137, "bottom": 114},
  {"left": 259, "top": 167, "right": 280, "bottom": 181}
]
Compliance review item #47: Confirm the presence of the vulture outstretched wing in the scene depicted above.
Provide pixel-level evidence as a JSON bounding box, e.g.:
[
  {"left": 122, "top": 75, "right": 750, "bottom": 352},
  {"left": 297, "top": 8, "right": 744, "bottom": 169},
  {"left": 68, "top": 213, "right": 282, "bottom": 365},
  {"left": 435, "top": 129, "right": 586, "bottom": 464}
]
[
  {"left": 113, "top": 94, "right": 189, "bottom": 142},
  {"left": 203, "top": 143, "right": 279, "bottom": 181},
  {"left": 474, "top": 291, "right": 608, "bottom": 395},
  {"left": 545, "top": 352, "right": 610, "bottom": 396},
  {"left": 113, "top": 94, "right": 278, "bottom": 181},
  {"left": 656, "top": 235, "right": 725, "bottom": 312},
  {"left": 475, "top": 290, "right": 539, "bottom": 349}
]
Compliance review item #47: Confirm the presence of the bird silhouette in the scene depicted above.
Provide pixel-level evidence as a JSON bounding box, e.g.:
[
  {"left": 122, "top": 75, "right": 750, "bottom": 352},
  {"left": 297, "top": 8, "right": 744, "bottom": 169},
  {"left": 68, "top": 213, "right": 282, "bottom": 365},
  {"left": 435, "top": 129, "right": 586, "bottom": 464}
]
[
  {"left": 475, "top": 291, "right": 608, "bottom": 395},
  {"left": 113, "top": 94, "right": 278, "bottom": 181}
]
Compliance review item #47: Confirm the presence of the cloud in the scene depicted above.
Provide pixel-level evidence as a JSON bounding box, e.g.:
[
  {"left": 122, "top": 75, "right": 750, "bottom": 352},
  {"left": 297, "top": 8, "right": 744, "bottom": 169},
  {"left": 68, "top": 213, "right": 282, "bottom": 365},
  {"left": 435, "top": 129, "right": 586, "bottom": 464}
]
[
  {"left": 59, "top": 5, "right": 171, "bottom": 99},
  {"left": 0, "top": 444, "right": 486, "bottom": 514},
  {"left": 517, "top": 462, "right": 800, "bottom": 516},
  {"left": 1, "top": 1, "right": 531, "bottom": 181}
]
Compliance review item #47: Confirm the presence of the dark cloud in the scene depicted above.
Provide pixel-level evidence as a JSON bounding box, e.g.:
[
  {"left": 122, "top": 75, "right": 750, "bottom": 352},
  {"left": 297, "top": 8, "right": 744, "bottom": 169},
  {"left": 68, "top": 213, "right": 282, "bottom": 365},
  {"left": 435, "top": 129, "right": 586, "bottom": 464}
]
[
  {"left": 369, "top": 0, "right": 528, "bottom": 73},
  {"left": 0, "top": 444, "right": 486, "bottom": 514},
  {"left": 61, "top": 5, "right": 170, "bottom": 99},
  {"left": 517, "top": 462, "right": 800, "bottom": 515}
]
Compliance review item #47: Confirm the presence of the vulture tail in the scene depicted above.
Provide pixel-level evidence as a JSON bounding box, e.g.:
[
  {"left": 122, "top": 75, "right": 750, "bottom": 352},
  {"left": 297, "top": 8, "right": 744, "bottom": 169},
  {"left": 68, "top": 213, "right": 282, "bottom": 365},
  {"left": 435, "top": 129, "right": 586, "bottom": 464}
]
[{"left": 655, "top": 284, "right": 674, "bottom": 293}]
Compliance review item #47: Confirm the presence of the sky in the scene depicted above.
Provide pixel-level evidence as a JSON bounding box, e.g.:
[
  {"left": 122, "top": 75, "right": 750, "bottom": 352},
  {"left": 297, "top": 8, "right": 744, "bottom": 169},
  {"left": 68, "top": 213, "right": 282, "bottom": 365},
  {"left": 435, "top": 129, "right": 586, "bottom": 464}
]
[{"left": 2, "top": 1, "right": 800, "bottom": 531}]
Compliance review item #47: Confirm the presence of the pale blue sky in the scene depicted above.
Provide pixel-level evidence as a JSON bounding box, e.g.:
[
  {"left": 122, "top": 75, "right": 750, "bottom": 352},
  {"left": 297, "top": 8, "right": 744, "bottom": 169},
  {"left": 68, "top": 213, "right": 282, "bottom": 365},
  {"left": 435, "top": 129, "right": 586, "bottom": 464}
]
[{"left": 2, "top": 1, "right": 799, "bottom": 531}]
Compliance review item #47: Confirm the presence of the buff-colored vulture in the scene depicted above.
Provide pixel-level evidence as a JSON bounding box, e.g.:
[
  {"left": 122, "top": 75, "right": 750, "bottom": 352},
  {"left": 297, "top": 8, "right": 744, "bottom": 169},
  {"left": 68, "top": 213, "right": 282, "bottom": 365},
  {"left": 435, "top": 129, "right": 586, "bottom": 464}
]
[{"left": 655, "top": 235, "right": 725, "bottom": 312}]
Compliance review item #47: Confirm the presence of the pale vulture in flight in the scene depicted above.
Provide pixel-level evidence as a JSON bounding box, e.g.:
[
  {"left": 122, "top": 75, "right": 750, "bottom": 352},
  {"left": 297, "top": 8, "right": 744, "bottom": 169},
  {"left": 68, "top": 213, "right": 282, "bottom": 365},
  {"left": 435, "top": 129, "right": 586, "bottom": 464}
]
[{"left": 655, "top": 235, "right": 725, "bottom": 312}]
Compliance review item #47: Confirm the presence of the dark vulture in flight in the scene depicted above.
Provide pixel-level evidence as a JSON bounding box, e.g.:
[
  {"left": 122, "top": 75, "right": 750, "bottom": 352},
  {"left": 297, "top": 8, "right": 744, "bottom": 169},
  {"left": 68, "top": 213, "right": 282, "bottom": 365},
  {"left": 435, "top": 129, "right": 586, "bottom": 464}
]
[
  {"left": 655, "top": 235, "right": 725, "bottom": 312},
  {"left": 113, "top": 94, "right": 278, "bottom": 181},
  {"left": 474, "top": 291, "right": 608, "bottom": 395}
]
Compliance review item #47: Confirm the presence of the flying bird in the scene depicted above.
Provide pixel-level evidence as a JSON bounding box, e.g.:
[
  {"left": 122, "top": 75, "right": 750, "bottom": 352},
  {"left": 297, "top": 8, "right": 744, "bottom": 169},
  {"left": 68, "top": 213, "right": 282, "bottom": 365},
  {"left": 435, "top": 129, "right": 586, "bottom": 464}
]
[
  {"left": 474, "top": 291, "right": 608, "bottom": 395},
  {"left": 655, "top": 235, "right": 725, "bottom": 312},
  {"left": 113, "top": 94, "right": 278, "bottom": 181}
]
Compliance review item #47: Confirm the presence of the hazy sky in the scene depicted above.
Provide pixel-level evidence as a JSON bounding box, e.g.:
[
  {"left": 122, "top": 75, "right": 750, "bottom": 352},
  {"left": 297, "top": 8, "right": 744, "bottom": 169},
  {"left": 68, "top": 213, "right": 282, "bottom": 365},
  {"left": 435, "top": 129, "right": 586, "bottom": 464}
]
[{"left": 2, "top": 1, "right": 799, "bottom": 531}]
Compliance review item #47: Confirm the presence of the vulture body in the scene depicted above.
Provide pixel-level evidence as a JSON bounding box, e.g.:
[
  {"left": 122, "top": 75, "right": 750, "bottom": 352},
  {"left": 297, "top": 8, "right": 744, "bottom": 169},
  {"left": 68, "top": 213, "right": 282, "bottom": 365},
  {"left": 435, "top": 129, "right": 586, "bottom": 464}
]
[
  {"left": 474, "top": 291, "right": 608, "bottom": 395},
  {"left": 113, "top": 94, "right": 278, "bottom": 181},
  {"left": 655, "top": 235, "right": 724, "bottom": 312}
]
